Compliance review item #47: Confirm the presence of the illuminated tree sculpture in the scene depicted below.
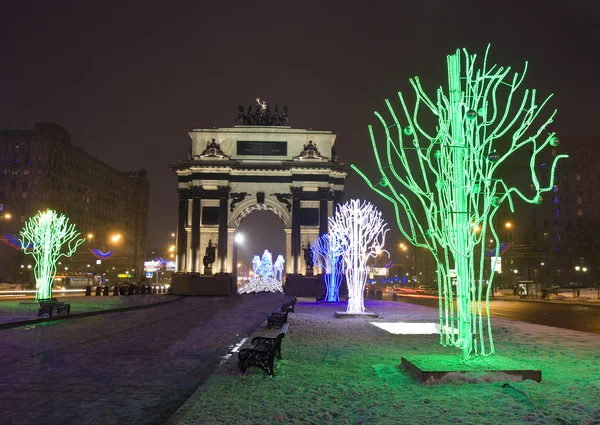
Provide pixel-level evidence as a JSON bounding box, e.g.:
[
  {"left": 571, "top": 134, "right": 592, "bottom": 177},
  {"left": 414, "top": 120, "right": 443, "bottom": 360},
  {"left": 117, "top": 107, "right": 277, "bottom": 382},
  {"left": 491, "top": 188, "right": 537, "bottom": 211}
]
[
  {"left": 20, "top": 209, "right": 85, "bottom": 300},
  {"left": 311, "top": 232, "right": 344, "bottom": 302},
  {"left": 328, "top": 200, "right": 388, "bottom": 313},
  {"left": 353, "top": 46, "right": 568, "bottom": 360}
]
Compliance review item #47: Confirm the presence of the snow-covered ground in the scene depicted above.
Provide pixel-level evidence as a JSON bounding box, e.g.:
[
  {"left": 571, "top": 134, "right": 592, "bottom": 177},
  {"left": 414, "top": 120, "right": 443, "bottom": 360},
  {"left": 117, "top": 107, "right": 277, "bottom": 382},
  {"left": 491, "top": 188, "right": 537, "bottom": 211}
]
[{"left": 172, "top": 298, "right": 600, "bottom": 425}]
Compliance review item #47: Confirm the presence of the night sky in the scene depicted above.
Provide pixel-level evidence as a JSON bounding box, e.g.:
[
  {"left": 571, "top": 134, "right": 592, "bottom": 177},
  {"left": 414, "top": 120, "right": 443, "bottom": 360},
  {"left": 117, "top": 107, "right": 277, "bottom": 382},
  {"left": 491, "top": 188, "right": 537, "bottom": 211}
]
[{"left": 1, "top": 1, "right": 599, "bottom": 251}]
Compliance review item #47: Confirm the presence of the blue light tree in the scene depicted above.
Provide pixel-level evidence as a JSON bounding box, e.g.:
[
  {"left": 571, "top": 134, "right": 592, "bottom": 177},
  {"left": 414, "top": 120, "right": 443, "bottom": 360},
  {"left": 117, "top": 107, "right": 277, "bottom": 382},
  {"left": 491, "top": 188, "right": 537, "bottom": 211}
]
[{"left": 311, "top": 233, "right": 344, "bottom": 302}]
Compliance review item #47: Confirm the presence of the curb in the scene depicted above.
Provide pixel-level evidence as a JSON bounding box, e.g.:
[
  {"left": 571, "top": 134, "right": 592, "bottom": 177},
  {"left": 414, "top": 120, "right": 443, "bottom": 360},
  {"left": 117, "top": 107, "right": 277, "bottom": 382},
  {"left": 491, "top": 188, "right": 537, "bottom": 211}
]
[{"left": 0, "top": 296, "right": 183, "bottom": 330}]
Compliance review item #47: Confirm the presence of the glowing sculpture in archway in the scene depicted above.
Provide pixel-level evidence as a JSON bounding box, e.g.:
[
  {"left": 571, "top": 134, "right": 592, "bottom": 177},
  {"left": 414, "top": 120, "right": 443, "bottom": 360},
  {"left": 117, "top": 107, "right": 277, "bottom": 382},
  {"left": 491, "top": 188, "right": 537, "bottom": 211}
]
[
  {"left": 20, "top": 209, "right": 85, "bottom": 300},
  {"left": 328, "top": 200, "right": 388, "bottom": 313},
  {"left": 353, "top": 46, "right": 568, "bottom": 360},
  {"left": 311, "top": 233, "right": 344, "bottom": 302},
  {"left": 238, "top": 250, "right": 283, "bottom": 294}
]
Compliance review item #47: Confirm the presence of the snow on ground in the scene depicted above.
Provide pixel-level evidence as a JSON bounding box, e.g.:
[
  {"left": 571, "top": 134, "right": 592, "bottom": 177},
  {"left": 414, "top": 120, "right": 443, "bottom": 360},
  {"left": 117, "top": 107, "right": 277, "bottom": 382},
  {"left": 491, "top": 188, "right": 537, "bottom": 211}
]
[{"left": 172, "top": 298, "right": 600, "bottom": 425}]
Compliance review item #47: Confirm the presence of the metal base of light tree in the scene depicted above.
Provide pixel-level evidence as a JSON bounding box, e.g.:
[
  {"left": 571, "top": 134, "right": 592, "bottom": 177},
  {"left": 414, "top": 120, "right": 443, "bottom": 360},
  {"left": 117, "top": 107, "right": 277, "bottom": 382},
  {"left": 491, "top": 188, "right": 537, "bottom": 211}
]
[
  {"left": 334, "top": 311, "right": 379, "bottom": 319},
  {"left": 401, "top": 355, "right": 541, "bottom": 384}
]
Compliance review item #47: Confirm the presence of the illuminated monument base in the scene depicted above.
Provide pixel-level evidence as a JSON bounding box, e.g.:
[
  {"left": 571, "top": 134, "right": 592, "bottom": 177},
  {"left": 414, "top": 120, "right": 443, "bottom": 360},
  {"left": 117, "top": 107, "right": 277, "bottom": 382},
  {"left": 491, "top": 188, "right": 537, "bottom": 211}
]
[
  {"left": 238, "top": 277, "right": 283, "bottom": 294},
  {"left": 401, "top": 355, "right": 541, "bottom": 383}
]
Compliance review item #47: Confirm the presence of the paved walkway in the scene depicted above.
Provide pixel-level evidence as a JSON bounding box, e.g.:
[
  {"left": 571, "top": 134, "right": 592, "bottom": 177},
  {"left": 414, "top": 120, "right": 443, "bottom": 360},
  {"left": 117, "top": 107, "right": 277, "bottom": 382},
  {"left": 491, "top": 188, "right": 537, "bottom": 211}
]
[{"left": 0, "top": 292, "right": 288, "bottom": 425}]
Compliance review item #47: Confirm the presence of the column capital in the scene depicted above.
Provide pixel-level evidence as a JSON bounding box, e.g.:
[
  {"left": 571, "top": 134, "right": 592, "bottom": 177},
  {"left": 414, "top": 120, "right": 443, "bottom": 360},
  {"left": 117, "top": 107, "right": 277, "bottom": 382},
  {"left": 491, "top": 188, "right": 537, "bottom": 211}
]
[
  {"left": 178, "top": 188, "right": 191, "bottom": 200},
  {"left": 217, "top": 186, "right": 231, "bottom": 198}
]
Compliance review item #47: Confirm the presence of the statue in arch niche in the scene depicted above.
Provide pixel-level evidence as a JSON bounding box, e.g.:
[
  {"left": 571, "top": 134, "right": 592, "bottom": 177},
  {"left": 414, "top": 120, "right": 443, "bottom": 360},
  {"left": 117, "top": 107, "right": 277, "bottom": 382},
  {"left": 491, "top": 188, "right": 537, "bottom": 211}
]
[
  {"left": 303, "top": 242, "right": 314, "bottom": 276},
  {"left": 203, "top": 240, "right": 216, "bottom": 275}
]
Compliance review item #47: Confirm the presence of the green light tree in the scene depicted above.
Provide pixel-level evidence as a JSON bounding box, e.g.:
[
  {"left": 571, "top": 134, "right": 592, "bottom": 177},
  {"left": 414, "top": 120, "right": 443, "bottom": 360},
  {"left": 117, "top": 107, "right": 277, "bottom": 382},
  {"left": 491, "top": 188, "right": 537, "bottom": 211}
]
[
  {"left": 353, "top": 46, "right": 568, "bottom": 361},
  {"left": 20, "top": 209, "right": 85, "bottom": 300}
]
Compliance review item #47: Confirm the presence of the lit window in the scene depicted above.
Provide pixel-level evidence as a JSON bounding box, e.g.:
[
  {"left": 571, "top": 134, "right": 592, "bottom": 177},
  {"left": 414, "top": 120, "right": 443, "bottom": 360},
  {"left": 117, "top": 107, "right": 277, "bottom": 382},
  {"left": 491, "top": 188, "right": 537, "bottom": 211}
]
[
  {"left": 543, "top": 232, "right": 549, "bottom": 240},
  {"left": 553, "top": 185, "right": 558, "bottom": 192},
  {"left": 576, "top": 174, "right": 581, "bottom": 181},
  {"left": 577, "top": 209, "right": 583, "bottom": 216},
  {"left": 577, "top": 197, "right": 582, "bottom": 204}
]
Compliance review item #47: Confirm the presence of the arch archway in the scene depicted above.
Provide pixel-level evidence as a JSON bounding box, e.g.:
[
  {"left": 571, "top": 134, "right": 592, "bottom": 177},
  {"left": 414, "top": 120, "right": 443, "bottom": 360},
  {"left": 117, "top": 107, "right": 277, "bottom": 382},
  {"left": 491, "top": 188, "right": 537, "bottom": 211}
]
[{"left": 171, "top": 114, "right": 347, "bottom": 281}]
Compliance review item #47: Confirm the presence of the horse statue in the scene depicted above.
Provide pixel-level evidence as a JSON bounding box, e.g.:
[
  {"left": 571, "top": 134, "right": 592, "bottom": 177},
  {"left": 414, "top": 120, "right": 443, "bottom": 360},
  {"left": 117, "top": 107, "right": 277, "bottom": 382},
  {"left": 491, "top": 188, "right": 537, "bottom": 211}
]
[
  {"left": 252, "top": 255, "right": 261, "bottom": 277},
  {"left": 258, "top": 250, "right": 273, "bottom": 278},
  {"left": 274, "top": 255, "right": 285, "bottom": 283}
]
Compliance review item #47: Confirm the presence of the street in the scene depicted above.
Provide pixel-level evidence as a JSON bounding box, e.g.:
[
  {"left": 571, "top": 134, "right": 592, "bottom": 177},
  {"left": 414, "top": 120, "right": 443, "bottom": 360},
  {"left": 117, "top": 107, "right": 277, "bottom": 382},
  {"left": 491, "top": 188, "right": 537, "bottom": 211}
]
[{"left": 393, "top": 295, "right": 600, "bottom": 334}]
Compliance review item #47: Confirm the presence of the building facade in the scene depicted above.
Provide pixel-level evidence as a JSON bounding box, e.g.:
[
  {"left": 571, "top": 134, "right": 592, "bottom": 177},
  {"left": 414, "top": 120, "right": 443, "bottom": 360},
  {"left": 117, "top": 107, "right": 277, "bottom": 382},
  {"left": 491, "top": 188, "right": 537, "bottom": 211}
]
[
  {"left": 170, "top": 104, "right": 347, "bottom": 279},
  {"left": 503, "top": 137, "right": 599, "bottom": 288},
  {"left": 0, "top": 122, "right": 149, "bottom": 280}
]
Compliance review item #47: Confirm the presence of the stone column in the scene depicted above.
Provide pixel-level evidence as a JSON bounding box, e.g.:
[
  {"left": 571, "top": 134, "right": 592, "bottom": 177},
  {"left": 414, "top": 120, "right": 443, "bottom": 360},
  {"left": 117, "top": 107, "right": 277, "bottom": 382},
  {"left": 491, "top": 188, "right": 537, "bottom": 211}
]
[
  {"left": 217, "top": 186, "right": 230, "bottom": 273},
  {"left": 176, "top": 190, "right": 189, "bottom": 273},
  {"left": 319, "top": 188, "right": 329, "bottom": 238},
  {"left": 291, "top": 187, "right": 302, "bottom": 274},
  {"left": 190, "top": 194, "right": 201, "bottom": 273}
]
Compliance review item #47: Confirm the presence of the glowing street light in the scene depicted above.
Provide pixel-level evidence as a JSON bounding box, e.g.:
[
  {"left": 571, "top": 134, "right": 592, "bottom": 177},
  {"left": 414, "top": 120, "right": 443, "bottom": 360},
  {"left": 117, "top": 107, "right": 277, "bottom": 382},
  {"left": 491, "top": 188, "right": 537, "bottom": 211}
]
[
  {"left": 111, "top": 234, "right": 122, "bottom": 243},
  {"left": 505, "top": 222, "right": 512, "bottom": 229},
  {"left": 87, "top": 233, "right": 94, "bottom": 242},
  {"left": 575, "top": 266, "right": 581, "bottom": 271}
]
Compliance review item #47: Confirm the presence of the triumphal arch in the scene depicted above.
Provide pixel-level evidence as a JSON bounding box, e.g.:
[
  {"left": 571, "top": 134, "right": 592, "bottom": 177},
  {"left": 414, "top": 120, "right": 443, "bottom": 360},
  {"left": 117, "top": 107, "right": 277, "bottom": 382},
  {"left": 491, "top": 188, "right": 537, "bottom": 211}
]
[{"left": 170, "top": 101, "right": 347, "bottom": 294}]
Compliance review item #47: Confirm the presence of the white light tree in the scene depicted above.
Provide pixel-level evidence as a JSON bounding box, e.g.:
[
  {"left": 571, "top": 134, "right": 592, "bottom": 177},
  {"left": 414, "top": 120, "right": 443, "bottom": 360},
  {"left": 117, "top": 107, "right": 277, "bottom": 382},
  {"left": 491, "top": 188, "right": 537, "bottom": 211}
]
[
  {"left": 20, "top": 209, "right": 85, "bottom": 300},
  {"left": 329, "top": 200, "right": 388, "bottom": 313},
  {"left": 311, "top": 232, "right": 344, "bottom": 302}
]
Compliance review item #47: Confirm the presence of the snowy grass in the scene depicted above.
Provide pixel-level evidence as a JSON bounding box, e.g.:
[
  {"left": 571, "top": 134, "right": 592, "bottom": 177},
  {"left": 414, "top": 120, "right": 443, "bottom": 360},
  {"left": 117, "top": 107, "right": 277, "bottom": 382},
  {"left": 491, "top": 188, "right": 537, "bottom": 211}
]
[
  {"left": 174, "top": 299, "right": 600, "bottom": 425},
  {"left": 0, "top": 295, "right": 177, "bottom": 324}
]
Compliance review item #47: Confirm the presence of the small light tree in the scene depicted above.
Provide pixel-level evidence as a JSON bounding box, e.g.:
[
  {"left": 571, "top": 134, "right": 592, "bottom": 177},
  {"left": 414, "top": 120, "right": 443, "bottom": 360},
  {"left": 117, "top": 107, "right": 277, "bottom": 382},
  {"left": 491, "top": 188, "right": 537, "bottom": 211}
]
[
  {"left": 20, "top": 209, "right": 85, "bottom": 300},
  {"left": 311, "top": 232, "right": 344, "bottom": 302},
  {"left": 353, "top": 46, "right": 568, "bottom": 360},
  {"left": 329, "top": 200, "right": 388, "bottom": 313}
]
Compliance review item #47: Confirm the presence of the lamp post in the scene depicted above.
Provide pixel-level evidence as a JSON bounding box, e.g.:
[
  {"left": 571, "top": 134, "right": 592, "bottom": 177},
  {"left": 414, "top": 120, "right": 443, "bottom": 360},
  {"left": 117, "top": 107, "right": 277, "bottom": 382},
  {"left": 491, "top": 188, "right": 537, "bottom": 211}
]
[{"left": 399, "top": 242, "right": 416, "bottom": 286}]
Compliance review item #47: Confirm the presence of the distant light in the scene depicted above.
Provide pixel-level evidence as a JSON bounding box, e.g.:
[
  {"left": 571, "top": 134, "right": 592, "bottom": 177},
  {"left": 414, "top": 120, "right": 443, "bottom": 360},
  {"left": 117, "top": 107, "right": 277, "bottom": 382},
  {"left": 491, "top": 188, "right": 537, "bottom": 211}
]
[
  {"left": 582, "top": 267, "right": 588, "bottom": 272},
  {"left": 575, "top": 266, "right": 581, "bottom": 271},
  {"left": 505, "top": 222, "right": 512, "bottom": 229},
  {"left": 234, "top": 233, "right": 244, "bottom": 244}
]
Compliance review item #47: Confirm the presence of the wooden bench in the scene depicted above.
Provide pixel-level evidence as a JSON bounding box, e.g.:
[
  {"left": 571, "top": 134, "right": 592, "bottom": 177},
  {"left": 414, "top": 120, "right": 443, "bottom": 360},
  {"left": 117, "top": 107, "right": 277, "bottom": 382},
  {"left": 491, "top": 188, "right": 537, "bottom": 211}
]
[
  {"left": 38, "top": 298, "right": 71, "bottom": 317},
  {"left": 267, "top": 309, "right": 288, "bottom": 329},
  {"left": 238, "top": 323, "right": 290, "bottom": 376},
  {"left": 280, "top": 295, "right": 297, "bottom": 313}
]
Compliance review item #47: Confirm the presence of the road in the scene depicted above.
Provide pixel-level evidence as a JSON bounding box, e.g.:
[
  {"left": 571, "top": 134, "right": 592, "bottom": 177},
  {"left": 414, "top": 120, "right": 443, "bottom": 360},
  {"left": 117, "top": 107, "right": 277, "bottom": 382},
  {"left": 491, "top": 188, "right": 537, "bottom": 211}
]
[
  {"left": 0, "top": 292, "right": 287, "bottom": 425},
  {"left": 393, "top": 295, "right": 600, "bottom": 334}
]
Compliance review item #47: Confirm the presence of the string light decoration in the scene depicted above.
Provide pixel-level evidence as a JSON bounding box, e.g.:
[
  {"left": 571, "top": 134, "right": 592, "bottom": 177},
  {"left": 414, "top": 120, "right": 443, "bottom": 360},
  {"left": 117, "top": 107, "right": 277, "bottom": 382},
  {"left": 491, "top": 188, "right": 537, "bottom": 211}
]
[
  {"left": 328, "top": 200, "right": 388, "bottom": 313},
  {"left": 352, "top": 46, "right": 568, "bottom": 360},
  {"left": 88, "top": 248, "right": 115, "bottom": 260},
  {"left": 0, "top": 233, "right": 33, "bottom": 250},
  {"left": 311, "top": 233, "right": 344, "bottom": 302},
  {"left": 20, "top": 209, "right": 85, "bottom": 300}
]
